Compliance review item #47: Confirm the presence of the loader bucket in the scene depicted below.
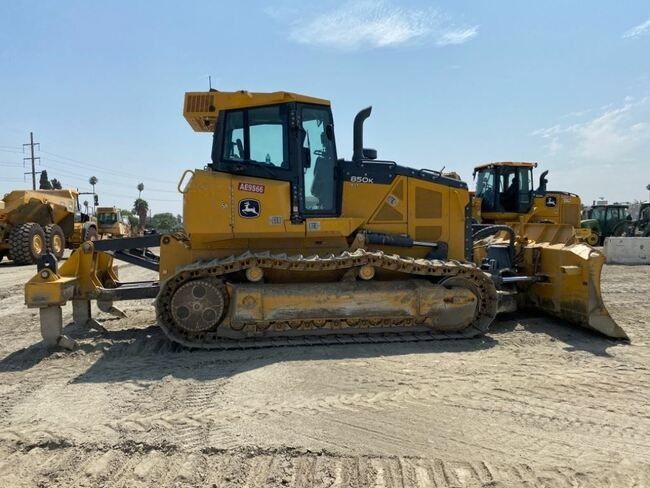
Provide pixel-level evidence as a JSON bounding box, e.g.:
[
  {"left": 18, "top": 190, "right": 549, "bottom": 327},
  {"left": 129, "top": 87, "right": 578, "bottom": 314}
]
[{"left": 514, "top": 224, "right": 628, "bottom": 340}]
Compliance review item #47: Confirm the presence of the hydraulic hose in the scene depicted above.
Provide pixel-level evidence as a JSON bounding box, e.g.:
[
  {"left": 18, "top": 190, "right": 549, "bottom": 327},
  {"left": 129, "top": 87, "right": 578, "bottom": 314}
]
[{"left": 472, "top": 225, "right": 516, "bottom": 264}]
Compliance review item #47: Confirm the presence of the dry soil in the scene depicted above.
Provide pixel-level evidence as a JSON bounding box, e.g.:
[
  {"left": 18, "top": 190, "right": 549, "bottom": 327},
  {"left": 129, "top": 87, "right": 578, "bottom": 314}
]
[{"left": 0, "top": 259, "right": 649, "bottom": 487}]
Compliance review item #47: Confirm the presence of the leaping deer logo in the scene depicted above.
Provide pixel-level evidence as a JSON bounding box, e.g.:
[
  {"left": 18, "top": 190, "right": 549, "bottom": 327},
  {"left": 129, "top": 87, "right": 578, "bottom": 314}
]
[{"left": 239, "top": 199, "right": 260, "bottom": 218}]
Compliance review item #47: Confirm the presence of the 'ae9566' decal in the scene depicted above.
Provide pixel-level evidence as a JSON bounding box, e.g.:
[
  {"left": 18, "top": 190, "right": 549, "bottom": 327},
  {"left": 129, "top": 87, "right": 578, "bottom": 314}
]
[
  {"left": 239, "top": 199, "right": 260, "bottom": 218},
  {"left": 238, "top": 182, "right": 265, "bottom": 193}
]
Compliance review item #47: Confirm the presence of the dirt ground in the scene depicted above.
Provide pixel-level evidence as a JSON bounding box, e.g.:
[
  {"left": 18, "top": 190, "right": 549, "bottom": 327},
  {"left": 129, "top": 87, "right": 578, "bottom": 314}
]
[{"left": 0, "top": 259, "right": 649, "bottom": 487}]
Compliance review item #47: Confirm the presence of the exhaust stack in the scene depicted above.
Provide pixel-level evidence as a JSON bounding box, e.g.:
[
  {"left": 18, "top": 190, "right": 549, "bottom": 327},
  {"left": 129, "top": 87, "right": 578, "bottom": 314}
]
[{"left": 352, "top": 106, "right": 372, "bottom": 162}]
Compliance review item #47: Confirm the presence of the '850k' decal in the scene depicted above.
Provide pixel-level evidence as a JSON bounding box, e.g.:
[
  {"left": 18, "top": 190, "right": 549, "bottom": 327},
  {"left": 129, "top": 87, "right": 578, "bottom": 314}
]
[{"left": 349, "top": 176, "right": 374, "bottom": 183}]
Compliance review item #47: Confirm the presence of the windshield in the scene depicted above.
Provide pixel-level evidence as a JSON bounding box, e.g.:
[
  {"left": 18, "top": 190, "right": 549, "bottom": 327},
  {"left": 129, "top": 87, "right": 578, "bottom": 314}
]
[
  {"left": 475, "top": 170, "right": 496, "bottom": 211},
  {"left": 98, "top": 212, "right": 118, "bottom": 224}
]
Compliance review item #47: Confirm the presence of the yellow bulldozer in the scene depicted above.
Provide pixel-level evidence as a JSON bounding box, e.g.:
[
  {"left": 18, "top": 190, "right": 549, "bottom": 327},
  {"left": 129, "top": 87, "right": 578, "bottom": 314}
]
[
  {"left": 1, "top": 189, "right": 98, "bottom": 265},
  {"left": 24, "top": 89, "right": 627, "bottom": 349}
]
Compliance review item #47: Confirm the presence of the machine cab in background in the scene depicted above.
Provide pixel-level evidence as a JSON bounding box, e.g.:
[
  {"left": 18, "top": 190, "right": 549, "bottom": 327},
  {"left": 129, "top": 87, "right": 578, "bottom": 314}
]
[
  {"left": 472, "top": 161, "right": 585, "bottom": 231},
  {"left": 474, "top": 162, "right": 535, "bottom": 215}
]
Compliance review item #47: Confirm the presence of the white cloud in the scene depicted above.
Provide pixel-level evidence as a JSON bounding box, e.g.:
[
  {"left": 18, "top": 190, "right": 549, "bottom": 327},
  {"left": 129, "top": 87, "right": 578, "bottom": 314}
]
[
  {"left": 532, "top": 96, "right": 650, "bottom": 162},
  {"left": 622, "top": 18, "right": 650, "bottom": 39},
  {"left": 436, "top": 26, "right": 479, "bottom": 46},
  {"left": 531, "top": 96, "right": 650, "bottom": 203},
  {"left": 284, "top": 1, "right": 479, "bottom": 50}
]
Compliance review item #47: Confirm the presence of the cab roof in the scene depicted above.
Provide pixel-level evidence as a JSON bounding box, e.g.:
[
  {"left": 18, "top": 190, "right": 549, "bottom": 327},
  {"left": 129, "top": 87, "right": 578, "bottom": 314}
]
[
  {"left": 473, "top": 161, "right": 538, "bottom": 171},
  {"left": 184, "top": 90, "right": 331, "bottom": 133}
]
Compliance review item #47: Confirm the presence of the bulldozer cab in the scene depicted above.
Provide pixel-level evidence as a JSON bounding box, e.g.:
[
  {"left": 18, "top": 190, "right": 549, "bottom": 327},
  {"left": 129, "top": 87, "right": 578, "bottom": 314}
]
[
  {"left": 474, "top": 162, "right": 535, "bottom": 214},
  {"left": 211, "top": 101, "right": 340, "bottom": 218}
]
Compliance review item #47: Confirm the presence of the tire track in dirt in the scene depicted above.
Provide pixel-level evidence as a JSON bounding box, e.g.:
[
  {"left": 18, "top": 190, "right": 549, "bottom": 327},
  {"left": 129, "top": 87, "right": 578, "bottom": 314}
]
[
  {"left": 2, "top": 443, "right": 648, "bottom": 488},
  {"left": 5, "top": 344, "right": 645, "bottom": 467}
]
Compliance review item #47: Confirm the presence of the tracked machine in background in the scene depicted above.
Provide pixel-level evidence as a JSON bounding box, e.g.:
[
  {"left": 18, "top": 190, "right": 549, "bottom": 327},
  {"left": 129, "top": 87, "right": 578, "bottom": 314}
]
[
  {"left": 469, "top": 162, "right": 624, "bottom": 335},
  {"left": 24, "top": 89, "right": 628, "bottom": 349}
]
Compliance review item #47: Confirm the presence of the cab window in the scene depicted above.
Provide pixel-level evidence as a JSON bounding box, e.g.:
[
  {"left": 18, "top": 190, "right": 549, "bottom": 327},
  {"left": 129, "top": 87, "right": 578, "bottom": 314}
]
[
  {"left": 249, "top": 106, "right": 287, "bottom": 167},
  {"left": 98, "top": 212, "right": 117, "bottom": 224},
  {"left": 606, "top": 207, "right": 619, "bottom": 221},
  {"left": 498, "top": 169, "right": 517, "bottom": 211},
  {"left": 222, "top": 105, "right": 289, "bottom": 169},
  {"left": 301, "top": 106, "right": 337, "bottom": 212},
  {"left": 591, "top": 207, "right": 605, "bottom": 220},
  {"left": 223, "top": 111, "right": 244, "bottom": 160},
  {"left": 475, "top": 170, "right": 496, "bottom": 212}
]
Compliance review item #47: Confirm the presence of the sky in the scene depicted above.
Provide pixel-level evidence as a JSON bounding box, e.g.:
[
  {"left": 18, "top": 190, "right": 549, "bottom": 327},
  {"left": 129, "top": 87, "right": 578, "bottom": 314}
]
[{"left": 1, "top": 0, "right": 649, "bottom": 215}]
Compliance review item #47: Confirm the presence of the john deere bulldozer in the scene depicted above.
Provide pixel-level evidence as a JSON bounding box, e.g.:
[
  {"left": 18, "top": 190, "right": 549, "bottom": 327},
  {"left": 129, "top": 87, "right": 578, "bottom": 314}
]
[{"left": 24, "top": 89, "right": 627, "bottom": 349}]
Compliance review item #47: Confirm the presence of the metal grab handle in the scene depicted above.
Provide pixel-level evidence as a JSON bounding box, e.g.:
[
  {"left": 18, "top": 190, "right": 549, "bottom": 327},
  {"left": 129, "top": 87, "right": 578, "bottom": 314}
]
[
  {"left": 419, "top": 168, "right": 442, "bottom": 178},
  {"left": 177, "top": 170, "right": 194, "bottom": 194}
]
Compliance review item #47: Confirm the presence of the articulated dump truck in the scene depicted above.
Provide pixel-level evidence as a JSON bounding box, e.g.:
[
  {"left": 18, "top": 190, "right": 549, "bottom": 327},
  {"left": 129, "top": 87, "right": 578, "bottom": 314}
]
[
  {"left": 24, "top": 89, "right": 628, "bottom": 350},
  {"left": 1, "top": 189, "right": 97, "bottom": 265}
]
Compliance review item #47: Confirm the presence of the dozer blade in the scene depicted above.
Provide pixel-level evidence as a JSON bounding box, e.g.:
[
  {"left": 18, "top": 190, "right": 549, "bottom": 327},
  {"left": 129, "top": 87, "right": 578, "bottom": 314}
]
[{"left": 519, "top": 236, "right": 628, "bottom": 340}]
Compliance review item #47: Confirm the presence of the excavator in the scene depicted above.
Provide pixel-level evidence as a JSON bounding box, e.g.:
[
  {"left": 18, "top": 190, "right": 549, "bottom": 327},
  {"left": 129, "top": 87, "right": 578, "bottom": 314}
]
[{"left": 24, "top": 89, "right": 628, "bottom": 349}]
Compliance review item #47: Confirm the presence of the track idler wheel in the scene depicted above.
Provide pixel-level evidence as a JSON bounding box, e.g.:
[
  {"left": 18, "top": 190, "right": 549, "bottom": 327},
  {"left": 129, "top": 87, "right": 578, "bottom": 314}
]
[
  {"left": 439, "top": 275, "right": 496, "bottom": 333},
  {"left": 170, "top": 279, "right": 227, "bottom": 333}
]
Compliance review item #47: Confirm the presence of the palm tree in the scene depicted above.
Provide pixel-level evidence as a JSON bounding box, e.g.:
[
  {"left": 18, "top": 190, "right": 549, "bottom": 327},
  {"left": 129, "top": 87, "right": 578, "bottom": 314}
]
[
  {"left": 646, "top": 183, "right": 650, "bottom": 202},
  {"left": 88, "top": 176, "right": 98, "bottom": 214},
  {"left": 137, "top": 182, "right": 144, "bottom": 198},
  {"left": 89, "top": 176, "right": 98, "bottom": 193},
  {"left": 133, "top": 198, "right": 149, "bottom": 230},
  {"left": 83, "top": 200, "right": 89, "bottom": 215}
]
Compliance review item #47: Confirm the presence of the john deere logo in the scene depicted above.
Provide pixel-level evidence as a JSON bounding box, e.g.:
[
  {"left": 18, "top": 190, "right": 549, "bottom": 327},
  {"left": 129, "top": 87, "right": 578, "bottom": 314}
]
[
  {"left": 239, "top": 199, "right": 260, "bottom": 218},
  {"left": 545, "top": 196, "right": 557, "bottom": 207}
]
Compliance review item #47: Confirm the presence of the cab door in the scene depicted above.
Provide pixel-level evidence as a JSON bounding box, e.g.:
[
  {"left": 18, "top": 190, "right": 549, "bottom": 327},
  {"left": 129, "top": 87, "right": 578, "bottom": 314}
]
[
  {"left": 298, "top": 104, "right": 339, "bottom": 218},
  {"left": 604, "top": 207, "right": 619, "bottom": 235}
]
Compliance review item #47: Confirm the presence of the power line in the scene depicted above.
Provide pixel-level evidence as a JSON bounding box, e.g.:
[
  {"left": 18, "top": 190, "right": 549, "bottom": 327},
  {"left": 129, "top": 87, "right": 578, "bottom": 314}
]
[
  {"left": 41, "top": 159, "right": 178, "bottom": 194},
  {"left": 23, "top": 132, "right": 40, "bottom": 190},
  {"left": 39, "top": 149, "right": 177, "bottom": 184}
]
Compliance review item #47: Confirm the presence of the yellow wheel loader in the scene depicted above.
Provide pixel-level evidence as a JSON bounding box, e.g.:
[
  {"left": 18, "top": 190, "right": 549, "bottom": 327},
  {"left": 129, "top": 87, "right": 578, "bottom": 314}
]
[
  {"left": 96, "top": 206, "right": 131, "bottom": 238},
  {"left": 0, "top": 189, "right": 97, "bottom": 265},
  {"left": 24, "top": 89, "right": 627, "bottom": 349}
]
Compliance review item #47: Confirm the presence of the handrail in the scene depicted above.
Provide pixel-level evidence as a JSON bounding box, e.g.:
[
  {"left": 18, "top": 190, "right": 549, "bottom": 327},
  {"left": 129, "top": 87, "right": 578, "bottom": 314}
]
[{"left": 177, "top": 170, "right": 194, "bottom": 194}]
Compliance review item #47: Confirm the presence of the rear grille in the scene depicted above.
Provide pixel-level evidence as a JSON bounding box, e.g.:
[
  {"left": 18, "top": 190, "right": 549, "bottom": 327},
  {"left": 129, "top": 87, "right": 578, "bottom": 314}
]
[{"left": 185, "top": 94, "right": 213, "bottom": 114}]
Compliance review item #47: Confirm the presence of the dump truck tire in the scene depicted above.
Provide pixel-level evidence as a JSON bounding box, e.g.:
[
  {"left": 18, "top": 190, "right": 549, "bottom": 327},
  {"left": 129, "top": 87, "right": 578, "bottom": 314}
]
[
  {"left": 44, "top": 224, "right": 66, "bottom": 260},
  {"left": 8, "top": 222, "right": 46, "bottom": 265}
]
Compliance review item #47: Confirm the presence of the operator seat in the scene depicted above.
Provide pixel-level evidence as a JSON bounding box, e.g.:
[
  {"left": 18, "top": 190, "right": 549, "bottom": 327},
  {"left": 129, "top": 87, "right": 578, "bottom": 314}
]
[{"left": 500, "top": 175, "right": 519, "bottom": 212}]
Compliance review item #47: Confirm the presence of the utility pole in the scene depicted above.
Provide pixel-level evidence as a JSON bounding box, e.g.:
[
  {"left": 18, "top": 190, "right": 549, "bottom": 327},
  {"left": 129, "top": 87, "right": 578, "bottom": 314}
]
[{"left": 23, "top": 132, "right": 40, "bottom": 190}]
